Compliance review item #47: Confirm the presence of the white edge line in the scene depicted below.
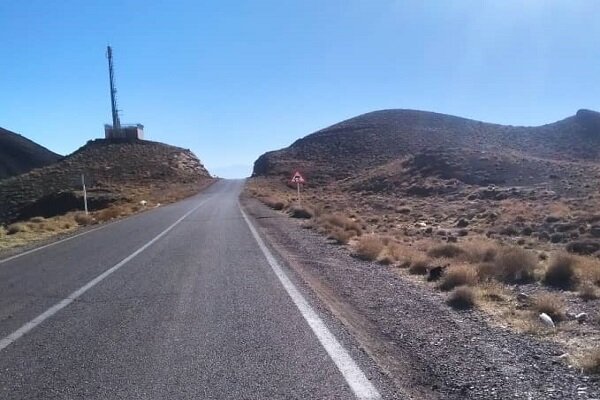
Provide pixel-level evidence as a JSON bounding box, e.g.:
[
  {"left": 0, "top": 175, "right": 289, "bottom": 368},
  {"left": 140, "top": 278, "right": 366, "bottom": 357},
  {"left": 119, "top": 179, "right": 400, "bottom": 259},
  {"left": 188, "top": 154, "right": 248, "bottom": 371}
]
[
  {"left": 0, "top": 199, "right": 206, "bottom": 352},
  {"left": 239, "top": 203, "right": 382, "bottom": 400}
]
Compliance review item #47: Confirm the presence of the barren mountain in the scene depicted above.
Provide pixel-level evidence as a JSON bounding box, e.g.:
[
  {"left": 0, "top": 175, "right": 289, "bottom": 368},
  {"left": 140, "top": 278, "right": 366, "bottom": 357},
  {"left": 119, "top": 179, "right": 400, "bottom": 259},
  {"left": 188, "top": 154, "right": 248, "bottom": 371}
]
[
  {"left": 0, "top": 139, "right": 212, "bottom": 224},
  {"left": 0, "top": 127, "right": 61, "bottom": 180},
  {"left": 254, "top": 109, "right": 600, "bottom": 196}
]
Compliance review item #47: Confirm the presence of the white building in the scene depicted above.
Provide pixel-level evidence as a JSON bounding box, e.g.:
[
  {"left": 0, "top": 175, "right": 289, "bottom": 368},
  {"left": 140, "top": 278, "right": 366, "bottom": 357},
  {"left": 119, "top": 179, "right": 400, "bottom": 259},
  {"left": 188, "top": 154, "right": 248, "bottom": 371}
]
[{"left": 104, "top": 124, "right": 144, "bottom": 140}]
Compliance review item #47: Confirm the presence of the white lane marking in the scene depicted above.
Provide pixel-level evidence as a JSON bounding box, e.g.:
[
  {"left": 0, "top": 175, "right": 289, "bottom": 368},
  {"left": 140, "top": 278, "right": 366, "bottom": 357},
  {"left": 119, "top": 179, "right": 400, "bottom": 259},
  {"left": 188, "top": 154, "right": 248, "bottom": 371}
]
[
  {"left": 239, "top": 205, "right": 382, "bottom": 400},
  {"left": 0, "top": 220, "right": 119, "bottom": 265},
  {"left": 0, "top": 199, "right": 207, "bottom": 352}
]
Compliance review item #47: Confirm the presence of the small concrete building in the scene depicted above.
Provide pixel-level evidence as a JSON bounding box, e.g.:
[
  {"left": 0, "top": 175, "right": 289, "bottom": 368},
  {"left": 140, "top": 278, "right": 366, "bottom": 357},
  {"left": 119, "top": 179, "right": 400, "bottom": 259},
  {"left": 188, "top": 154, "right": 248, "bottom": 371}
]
[{"left": 104, "top": 124, "right": 144, "bottom": 140}]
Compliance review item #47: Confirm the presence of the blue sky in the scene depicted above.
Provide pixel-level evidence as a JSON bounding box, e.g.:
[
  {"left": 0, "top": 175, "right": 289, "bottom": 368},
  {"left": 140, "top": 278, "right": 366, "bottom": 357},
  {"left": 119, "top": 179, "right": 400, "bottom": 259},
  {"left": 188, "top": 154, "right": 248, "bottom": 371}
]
[{"left": 1, "top": 1, "right": 599, "bottom": 178}]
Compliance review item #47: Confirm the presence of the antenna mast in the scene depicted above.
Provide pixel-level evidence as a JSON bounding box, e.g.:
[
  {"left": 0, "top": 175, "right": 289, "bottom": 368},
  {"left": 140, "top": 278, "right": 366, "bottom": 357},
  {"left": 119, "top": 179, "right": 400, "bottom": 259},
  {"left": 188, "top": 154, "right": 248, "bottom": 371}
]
[{"left": 106, "top": 46, "right": 121, "bottom": 134}]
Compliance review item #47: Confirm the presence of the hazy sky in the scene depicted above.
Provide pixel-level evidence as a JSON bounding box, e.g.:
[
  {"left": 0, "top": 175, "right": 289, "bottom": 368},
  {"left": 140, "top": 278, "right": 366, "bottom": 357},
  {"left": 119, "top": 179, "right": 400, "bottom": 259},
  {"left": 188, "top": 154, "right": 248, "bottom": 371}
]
[{"left": 1, "top": 1, "right": 599, "bottom": 177}]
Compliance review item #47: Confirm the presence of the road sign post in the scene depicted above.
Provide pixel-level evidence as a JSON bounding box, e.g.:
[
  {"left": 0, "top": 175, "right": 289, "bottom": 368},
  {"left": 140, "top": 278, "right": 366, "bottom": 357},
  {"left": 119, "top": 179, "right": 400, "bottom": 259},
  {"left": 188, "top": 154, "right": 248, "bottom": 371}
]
[{"left": 290, "top": 171, "right": 306, "bottom": 206}]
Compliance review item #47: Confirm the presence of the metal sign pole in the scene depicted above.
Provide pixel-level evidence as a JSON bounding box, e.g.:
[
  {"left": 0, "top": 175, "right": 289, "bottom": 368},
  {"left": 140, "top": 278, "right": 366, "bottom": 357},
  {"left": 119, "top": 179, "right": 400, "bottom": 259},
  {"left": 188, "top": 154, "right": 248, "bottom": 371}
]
[
  {"left": 297, "top": 181, "right": 301, "bottom": 206},
  {"left": 82, "top": 174, "right": 89, "bottom": 215}
]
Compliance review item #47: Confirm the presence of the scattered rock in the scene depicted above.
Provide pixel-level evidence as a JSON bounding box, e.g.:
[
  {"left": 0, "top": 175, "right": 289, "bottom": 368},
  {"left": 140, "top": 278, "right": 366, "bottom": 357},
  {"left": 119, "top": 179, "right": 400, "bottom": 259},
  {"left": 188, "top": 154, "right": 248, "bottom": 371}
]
[
  {"left": 539, "top": 313, "right": 555, "bottom": 328},
  {"left": 550, "top": 233, "right": 565, "bottom": 243},
  {"left": 575, "top": 312, "right": 588, "bottom": 323},
  {"left": 456, "top": 218, "right": 469, "bottom": 228},
  {"left": 567, "top": 240, "right": 600, "bottom": 255},
  {"left": 517, "top": 293, "right": 530, "bottom": 302}
]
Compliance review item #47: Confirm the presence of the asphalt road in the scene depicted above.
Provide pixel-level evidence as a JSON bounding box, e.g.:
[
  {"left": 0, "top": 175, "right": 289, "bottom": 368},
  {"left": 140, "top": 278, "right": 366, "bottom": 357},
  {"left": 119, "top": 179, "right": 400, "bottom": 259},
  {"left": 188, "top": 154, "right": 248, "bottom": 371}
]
[{"left": 0, "top": 180, "right": 384, "bottom": 399}]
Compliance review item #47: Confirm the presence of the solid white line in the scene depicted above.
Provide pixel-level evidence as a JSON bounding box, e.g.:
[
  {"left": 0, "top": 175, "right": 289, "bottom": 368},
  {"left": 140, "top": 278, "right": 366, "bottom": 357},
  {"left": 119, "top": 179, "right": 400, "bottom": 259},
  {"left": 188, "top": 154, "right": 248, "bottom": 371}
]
[
  {"left": 0, "top": 220, "right": 119, "bottom": 265},
  {"left": 239, "top": 205, "right": 382, "bottom": 400},
  {"left": 0, "top": 200, "right": 206, "bottom": 352}
]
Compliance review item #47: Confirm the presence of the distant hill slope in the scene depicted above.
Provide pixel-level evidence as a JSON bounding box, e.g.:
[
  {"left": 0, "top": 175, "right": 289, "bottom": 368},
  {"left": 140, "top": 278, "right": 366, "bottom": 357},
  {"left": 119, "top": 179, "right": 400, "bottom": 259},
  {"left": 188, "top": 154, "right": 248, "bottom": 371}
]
[
  {"left": 0, "top": 139, "right": 212, "bottom": 223},
  {"left": 0, "top": 127, "right": 61, "bottom": 179},
  {"left": 253, "top": 109, "right": 600, "bottom": 194}
]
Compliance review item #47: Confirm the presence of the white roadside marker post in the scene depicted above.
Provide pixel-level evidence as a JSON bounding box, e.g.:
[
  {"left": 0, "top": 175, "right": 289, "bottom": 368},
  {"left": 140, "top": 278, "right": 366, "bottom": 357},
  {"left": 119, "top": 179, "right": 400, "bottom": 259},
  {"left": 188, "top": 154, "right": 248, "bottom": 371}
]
[{"left": 82, "top": 174, "right": 89, "bottom": 215}]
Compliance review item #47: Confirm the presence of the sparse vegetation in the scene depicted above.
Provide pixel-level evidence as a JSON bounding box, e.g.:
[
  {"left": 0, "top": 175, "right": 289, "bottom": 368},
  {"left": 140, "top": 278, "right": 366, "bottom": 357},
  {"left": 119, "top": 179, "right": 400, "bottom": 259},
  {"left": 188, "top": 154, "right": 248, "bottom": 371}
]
[
  {"left": 580, "top": 348, "right": 600, "bottom": 374},
  {"left": 428, "top": 243, "right": 464, "bottom": 259},
  {"left": 447, "top": 286, "right": 476, "bottom": 309},
  {"left": 354, "top": 235, "right": 385, "bottom": 261},
  {"left": 532, "top": 293, "right": 565, "bottom": 322},
  {"left": 408, "top": 257, "right": 430, "bottom": 275},
  {"left": 543, "top": 253, "right": 578, "bottom": 289},
  {"left": 6, "top": 223, "right": 27, "bottom": 235},
  {"left": 74, "top": 213, "right": 94, "bottom": 226},
  {"left": 438, "top": 264, "right": 478, "bottom": 291},
  {"left": 579, "top": 283, "right": 599, "bottom": 301},
  {"left": 490, "top": 247, "right": 537, "bottom": 283}
]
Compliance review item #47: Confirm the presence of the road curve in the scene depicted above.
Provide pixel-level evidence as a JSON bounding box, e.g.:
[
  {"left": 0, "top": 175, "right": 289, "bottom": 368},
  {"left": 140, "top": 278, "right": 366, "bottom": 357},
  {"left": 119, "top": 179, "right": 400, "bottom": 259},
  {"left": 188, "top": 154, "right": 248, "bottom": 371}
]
[{"left": 0, "top": 180, "right": 385, "bottom": 399}]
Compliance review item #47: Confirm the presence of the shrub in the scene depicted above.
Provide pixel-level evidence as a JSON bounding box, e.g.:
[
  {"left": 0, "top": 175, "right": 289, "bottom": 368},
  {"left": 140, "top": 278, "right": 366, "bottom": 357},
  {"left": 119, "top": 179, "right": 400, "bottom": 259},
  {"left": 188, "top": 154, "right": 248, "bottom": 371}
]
[
  {"left": 491, "top": 247, "right": 537, "bottom": 283},
  {"left": 543, "top": 253, "right": 578, "bottom": 289},
  {"left": 354, "top": 235, "right": 385, "bottom": 261},
  {"left": 96, "top": 207, "right": 122, "bottom": 222},
  {"left": 408, "top": 257, "right": 430, "bottom": 275},
  {"left": 579, "top": 283, "right": 599, "bottom": 301},
  {"left": 6, "top": 223, "right": 27, "bottom": 235},
  {"left": 447, "top": 286, "right": 476, "bottom": 309},
  {"left": 263, "top": 196, "right": 286, "bottom": 210},
  {"left": 320, "top": 213, "right": 362, "bottom": 236},
  {"left": 289, "top": 207, "right": 313, "bottom": 219},
  {"left": 74, "top": 213, "right": 94, "bottom": 225},
  {"left": 427, "top": 243, "right": 465, "bottom": 259},
  {"left": 328, "top": 228, "right": 353, "bottom": 245},
  {"left": 581, "top": 348, "right": 600, "bottom": 374},
  {"left": 461, "top": 240, "right": 498, "bottom": 263},
  {"left": 532, "top": 293, "right": 565, "bottom": 322},
  {"left": 438, "top": 264, "right": 478, "bottom": 291}
]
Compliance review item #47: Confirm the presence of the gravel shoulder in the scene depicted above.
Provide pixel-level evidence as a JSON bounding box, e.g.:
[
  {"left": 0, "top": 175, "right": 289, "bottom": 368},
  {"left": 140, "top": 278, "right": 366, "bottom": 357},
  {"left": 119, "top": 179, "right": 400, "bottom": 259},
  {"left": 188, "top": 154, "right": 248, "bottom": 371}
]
[{"left": 242, "top": 195, "right": 600, "bottom": 399}]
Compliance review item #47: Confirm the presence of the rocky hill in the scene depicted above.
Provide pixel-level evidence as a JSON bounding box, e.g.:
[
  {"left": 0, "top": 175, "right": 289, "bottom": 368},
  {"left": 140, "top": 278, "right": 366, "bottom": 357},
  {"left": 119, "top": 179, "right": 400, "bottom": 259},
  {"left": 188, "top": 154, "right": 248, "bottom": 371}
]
[
  {"left": 253, "top": 109, "right": 600, "bottom": 196},
  {"left": 0, "top": 139, "right": 212, "bottom": 224},
  {"left": 0, "top": 127, "right": 61, "bottom": 180}
]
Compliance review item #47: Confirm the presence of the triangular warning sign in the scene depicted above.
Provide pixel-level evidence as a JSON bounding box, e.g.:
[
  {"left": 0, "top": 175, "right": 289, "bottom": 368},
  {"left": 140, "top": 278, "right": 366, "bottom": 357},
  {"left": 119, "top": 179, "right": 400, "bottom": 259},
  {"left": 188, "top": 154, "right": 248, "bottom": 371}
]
[{"left": 290, "top": 171, "right": 305, "bottom": 183}]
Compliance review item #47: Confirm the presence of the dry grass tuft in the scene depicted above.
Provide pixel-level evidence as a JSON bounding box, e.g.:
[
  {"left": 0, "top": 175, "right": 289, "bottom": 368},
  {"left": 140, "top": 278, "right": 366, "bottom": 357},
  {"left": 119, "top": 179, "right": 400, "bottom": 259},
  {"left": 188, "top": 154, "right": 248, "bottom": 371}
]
[
  {"left": 532, "top": 292, "right": 565, "bottom": 322},
  {"left": 580, "top": 348, "right": 600, "bottom": 374},
  {"left": 478, "top": 281, "right": 509, "bottom": 303},
  {"left": 289, "top": 206, "right": 313, "bottom": 219},
  {"left": 262, "top": 196, "right": 286, "bottom": 210},
  {"left": 489, "top": 247, "right": 537, "bottom": 283},
  {"left": 96, "top": 207, "right": 123, "bottom": 222},
  {"left": 6, "top": 223, "right": 27, "bottom": 235},
  {"left": 578, "top": 257, "right": 600, "bottom": 286},
  {"left": 438, "top": 264, "right": 478, "bottom": 291},
  {"left": 543, "top": 252, "right": 578, "bottom": 290},
  {"left": 408, "top": 256, "right": 430, "bottom": 275},
  {"left": 579, "top": 283, "right": 599, "bottom": 301},
  {"left": 461, "top": 240, "right": 498, "bottom": 263},
  {"left": 327, "top": 228, "right": 354, "bottom": 245},
  {"left": 427, "top": 243, "right": 465, "bottom": 259},
  {"left": 447, "top": 286, "right": 476, "bottom": 309},
  {"left": 354, "top": 235, "right": 385, "bottom": 261},
  {"left": 74, "top": 213, "right": 94, "bottom": 226}
]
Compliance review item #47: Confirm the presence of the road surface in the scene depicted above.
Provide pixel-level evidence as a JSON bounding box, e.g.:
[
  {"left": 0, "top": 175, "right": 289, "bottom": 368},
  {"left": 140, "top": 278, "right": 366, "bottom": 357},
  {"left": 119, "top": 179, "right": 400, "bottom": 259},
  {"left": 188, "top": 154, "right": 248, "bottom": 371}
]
[{"left": 0, "top": 180, "right": 384, "bottom": 399}]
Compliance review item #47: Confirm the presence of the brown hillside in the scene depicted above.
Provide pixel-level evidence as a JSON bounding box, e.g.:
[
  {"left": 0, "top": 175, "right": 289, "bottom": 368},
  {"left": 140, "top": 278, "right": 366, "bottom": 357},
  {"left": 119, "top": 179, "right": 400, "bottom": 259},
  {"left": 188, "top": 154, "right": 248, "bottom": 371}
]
[
  {"left": 253, "top": 109, "right": 600, "bottom": 195},
  {"left": 0, "top": 139, "right": 211, "bottom": 224},
  {"left": 0, "top": 127, "right": 61, "bottom": 180}
]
